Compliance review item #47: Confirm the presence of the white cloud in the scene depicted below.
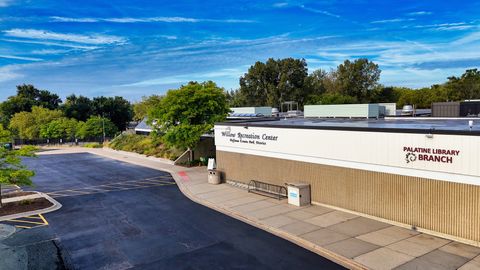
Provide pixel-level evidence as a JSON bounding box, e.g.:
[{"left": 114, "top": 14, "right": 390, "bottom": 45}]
[
  {"left": 0, "top": 54, "right": 42, "bottom": 61},
  {"left": 300, "top": 5, "right": 341, "bottom": 18},
  {"left": 454, "top": 31, "right": 480, "bottom": 45},
  {"left": 371, "top": 18, "right": 415, "bottom": 24},
  {"left": 158, "top": 35, "right": 177, "bottom": 40},
  {"left": 412, "top": 22, "right": 468, "bottom": 29},
  {"left": 2, "top": 38, "right": 99, "bottom": 50},
  {"left": 406, "top": 11, "right": 432, "bottom": 16},
  {"left": 30, "top": 49, "right": 70, "bottom": 55},
  {"left": 121, "top": 68, "right": 244, "bottom": 87},
  {"left": 49, "top": 16, "right": 98, "bottom": 23},
  {"left": 0, "top": 0, "right": 11, "bottom": 7},
  {"left": 435, "top": 25, "right": 475, "bottom": 31},
  {"left": 3, "top": 29, "right": 126, "bottom": 45},
  {"left": 106, "top": 17, "right": 199, "bottom": 23},
  {"left": 311, "top": 33, "right": 480, "bottom": 71},
  {"left": 0, "top": 65, "right": 23, "bottom": 82},
  {"left": 50, "top": 16, "right": 255, "bottom": 24},
  {"left": 273, "top": 2, "right": 288, "bottom": 8}
]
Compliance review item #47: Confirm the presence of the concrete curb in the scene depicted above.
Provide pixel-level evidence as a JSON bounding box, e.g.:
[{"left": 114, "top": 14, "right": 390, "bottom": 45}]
[
  {"left": 0, "top": 192, "right": 62, "bottom": 222},
  {"left": 2, "top": 193, "right": 43, "bottom": 204}
]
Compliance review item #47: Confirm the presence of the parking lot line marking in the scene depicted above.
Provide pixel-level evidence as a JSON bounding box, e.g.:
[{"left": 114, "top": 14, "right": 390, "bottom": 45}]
[
  {"left": 6, "top": 219, "right": 46, "bottom": 225},
  {"left": 15, "top": 225, "right": 33, "bottom": 229},
  {"left": 39, "top": 214, "right": 48, "bottom": 225},
  {"left": 43, "top": 176, "right": 177, "bottom": 198},
  {"left": 138, "top": 180, "right": 175, "bottom": 184},
  {"left": 22, "top": 215, "right": 43, "bottom": 220},
  {"left": 63, "top": 189, "right": 92, "bottom": 194}
]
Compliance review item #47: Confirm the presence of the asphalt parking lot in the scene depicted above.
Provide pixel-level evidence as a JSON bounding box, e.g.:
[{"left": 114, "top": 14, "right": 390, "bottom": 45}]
[{"left": 13, "top": 152, "right": 343, "bottom": 269}]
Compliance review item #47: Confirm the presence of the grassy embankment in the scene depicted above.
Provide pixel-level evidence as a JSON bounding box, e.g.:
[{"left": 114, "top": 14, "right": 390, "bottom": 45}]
[{"left": 108, "top": 133, "right": 184, "bottom": 161}]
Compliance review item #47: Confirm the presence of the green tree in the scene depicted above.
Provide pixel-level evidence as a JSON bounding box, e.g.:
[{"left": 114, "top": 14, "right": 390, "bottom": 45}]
[
  {"left": 225, "top": 90, "right": 246, "bottom": 107},
  {"left": 148, "top": 81, "right": 229, "bottom": 151},
  {"left": 0, "top": 125, "right": 12, "bottom": 143},
  {"left": 370, "top": 87, "right": 398, "bottom": 103},
  {"left": 40, "top": 118, "right": 79, "bottom": 139},
  {"left": 307, "top": 93, "right": 358, "bottom": 105},
  {"left": 445, "top": 69, "right": 480, "bottom": 101},
  {"left": 76, "top": 116, "right": 118, "bottom": 139},
  {"left": 336, "top": 59, "right": 381, "bottom": 102},
  {"left": 0, "top": 146, "right": 37, "bottom": 207},
  {"left": 62, "top": 94, "right": 93, "bottom": 122},
  {"left": 0, "top": 84, "right": 61, "bottom": 126},
  {"left": 305, "top": 69, "right": 328, "bottom": 97},
  {"left": 91, "top": 96, "right": 133, "bottom": 131},
  {"left": 239, "top": 58, "right": 309, "bottom": 107},
  {"left": 133, "top": 95, "right": 163, "bottom": 121},
  {"left": 9, "top": 106, "right": 63, "bottom": 139}
]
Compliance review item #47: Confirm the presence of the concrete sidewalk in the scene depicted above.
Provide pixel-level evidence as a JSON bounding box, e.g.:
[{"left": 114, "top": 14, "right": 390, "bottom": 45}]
[{"left": 40, "top": 147, "right": 480, "bottom": 270}]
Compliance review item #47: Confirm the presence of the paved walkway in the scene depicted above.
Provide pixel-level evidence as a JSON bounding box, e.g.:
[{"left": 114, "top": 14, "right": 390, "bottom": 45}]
[{"left": 39, "top": 147, "right": 480, "bottom": 270}]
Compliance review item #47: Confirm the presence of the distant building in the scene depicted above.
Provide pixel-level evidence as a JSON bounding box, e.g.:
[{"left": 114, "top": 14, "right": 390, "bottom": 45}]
[
  {"left": 229, "top": 107, "right": 273, "bottom": 118},
  {"left": 134, "top": 119, "right": 152, "bottom": 135}
]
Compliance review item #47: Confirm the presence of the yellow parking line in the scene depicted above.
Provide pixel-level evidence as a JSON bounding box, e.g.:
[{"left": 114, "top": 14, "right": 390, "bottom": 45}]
[
  {"left": 22, "top": 216, "right": 43, "bottom": 220},
  {"left": 39, "top": 214, "right": 48, "bottom": 225},
  {"left": 6, "top": 219, "right": 45, "bottom": 225},
  {"left": 15, "top": 225, "right": 33, "bottom": 229}
]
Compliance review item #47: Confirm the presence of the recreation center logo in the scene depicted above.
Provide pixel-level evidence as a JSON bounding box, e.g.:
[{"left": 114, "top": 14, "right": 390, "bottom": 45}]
[{"left": 403, "top": 146, "right": 460, "bottom": 164}]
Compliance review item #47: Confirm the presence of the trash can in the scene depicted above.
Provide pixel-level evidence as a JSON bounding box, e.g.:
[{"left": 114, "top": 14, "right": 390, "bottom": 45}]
[
  {"left": 2, "top": 142, "right": 12, "bottom": 151},
  {"left": 286, "top": 183, "right": 311, "bottom": 206},
  {"left": 208, "top": 170, "right": 221, "bottom": 185},
  {"left": 207, "top": 158, "right": 221, "bottom": 185}
]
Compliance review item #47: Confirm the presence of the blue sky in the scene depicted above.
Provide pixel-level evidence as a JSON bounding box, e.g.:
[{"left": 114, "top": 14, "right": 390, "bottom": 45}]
[{"left": 0, "top": 0, "right": 479, "bottom": 101}]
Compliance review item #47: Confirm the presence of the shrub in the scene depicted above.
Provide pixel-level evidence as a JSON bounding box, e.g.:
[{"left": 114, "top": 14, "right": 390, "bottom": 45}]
[
  {"left": 83, "top": 142, "right": 103, "bottom": 148},
  {"left": 109, "top": 133, "right": 184, "bottom": 160}
]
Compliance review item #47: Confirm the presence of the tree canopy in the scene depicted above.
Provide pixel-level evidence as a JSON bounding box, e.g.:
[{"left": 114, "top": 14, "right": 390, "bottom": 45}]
[
  {"left": 62, "top": 94, "right": 94, "bottom": 122},
  {"left": 231, "top": 58, "right": 479, "bottom": 109},
  {"left": 336, "top": 59, "right": 381, "bottom": 102},
  {"left": 0, "top": 125, "right": 12, "bottom": 143},
  {"left": 0, "top": 145, "right": 37, "bottom": 203},
  {"left": 76, "top": 116, "right": 118, "bottom": 139},
  {"left": 9, "top": 106, "right": 63, "bottom": 140},
  {"left": 40, "top": 118, "right": 79, "bottom": 140},
  {"left": 91, "top": 96, "right": 133, "bottom": 131},
  {"left": 0, "top": 84, "right": 61, "bottom": 126},
  {"left": 148, "top": 81, "right": 229, "bottom": 150},
  {"left": 133, "top": 95, "right": 163, "bottom": 122},
  {"left": 239, "top": 58, "right": 309, "bottom": 108}
]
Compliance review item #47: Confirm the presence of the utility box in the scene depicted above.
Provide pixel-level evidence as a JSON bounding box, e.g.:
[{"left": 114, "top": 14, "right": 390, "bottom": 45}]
[{"left": 286, "top": 183, "right": 311, "bottom": 207}]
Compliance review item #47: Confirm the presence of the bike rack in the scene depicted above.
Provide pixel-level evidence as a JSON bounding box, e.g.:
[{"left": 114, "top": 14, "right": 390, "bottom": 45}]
[{"left": 247, "top": 180, "right": 287, "bottom": 200}]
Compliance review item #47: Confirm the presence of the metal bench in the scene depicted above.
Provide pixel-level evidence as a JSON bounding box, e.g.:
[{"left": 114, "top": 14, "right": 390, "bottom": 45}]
[{"left": 247, "top": 180, "right": 287, "bottom": 200}]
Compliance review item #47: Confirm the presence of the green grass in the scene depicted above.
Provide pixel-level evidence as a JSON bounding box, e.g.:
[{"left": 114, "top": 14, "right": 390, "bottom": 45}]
[
  {"left": 83, "top": 142, "right": 103, "bottom": 148},
  {"left": 108, "top": 133, "right": 184, "bottom": 160}
]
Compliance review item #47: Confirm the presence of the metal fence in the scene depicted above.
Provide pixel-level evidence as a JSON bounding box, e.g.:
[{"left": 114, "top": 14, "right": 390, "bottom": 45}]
[{"left": 13, "top": 137, "right": 109, "bottom": 146}]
